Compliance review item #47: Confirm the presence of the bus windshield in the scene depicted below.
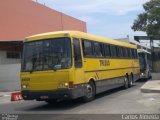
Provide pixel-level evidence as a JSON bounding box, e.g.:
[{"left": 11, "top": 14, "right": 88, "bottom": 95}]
[
  {"left": 138, "top": 53, "right": 146, "bottom": 70},
  {"left": 21, "top": 37, "right": 72, "bottom": 72}
]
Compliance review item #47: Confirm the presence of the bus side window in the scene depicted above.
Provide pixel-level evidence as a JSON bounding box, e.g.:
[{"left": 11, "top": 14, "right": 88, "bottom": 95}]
[
  {"left": 104, "top": 44, "right": 111, "bottom": 57},
  {"left": 127, "top": 48, "right": 130, "bottom": 58},
  {"left": 135, "top": 49, "right": 138, "bottom": 58},
  {"left": 132, "top": 49, "right": 135, "bottom": 58},
  {"left": 111, "top": 45, "right": 117, "bottom": 58},
  {"left": 93, "top": 42, "right": 103, "bottom": 57},
  {"left": 117, "top": 46, "right": 122, "bottom": 58},
  {"left": 122, "top": 47, "right": 126, "bottom": 58},
  {"left": 73, "top": 38, "right": 82, "bottom": 68},
  {"left": 82, "top": 39, "right": 94, "bottom": 57},
  {"left": 125, "top": 47, "right": 128, "bottom": 58}
]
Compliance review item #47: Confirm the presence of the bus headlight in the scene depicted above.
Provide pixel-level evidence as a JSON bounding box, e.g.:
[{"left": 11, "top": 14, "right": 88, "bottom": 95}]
[
  {"left": 64, "top": 82, "right": 69, "bottom": 87},
  {"left": 58, "top": 83, "right": 68, "bottom": 88},
  {"left": 22, "top": 84, "right": 29, "bottom": 89},
  {"left": 58, "top": 82, "right": 74, "bottom": 88}
]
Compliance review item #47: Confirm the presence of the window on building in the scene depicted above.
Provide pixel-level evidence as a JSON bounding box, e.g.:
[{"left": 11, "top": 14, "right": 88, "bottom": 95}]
[{"left": 6, "top": 52, "right": 21, "bottom": 59}]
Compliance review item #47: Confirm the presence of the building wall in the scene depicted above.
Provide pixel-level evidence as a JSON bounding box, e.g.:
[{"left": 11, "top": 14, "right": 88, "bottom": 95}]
[
  {"left": 153, "top": 61, "right": 160, "bottom": 73},
  {"left": 0, "top": 0, "right": 87, "bottom": 41},
  {"left": 0, "top": 63, "right": 21, "bottom": 91},
  {"left": 0, "top": 51, "right": 21, "bottom": 65},
  {"left": 153, "top": 47, "right": 160, "bottom": 72},
  {"left": 0, "top": 0, "right": 87, "bottom": 91}
]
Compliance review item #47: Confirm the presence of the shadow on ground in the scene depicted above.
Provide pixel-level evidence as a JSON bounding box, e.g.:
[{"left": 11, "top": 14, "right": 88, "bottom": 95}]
[{"left": 16, "top": 84, "right": 140, "bottom": 112}]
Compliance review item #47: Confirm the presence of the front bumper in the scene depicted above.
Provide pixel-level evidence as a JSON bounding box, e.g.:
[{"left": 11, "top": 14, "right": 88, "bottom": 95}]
[
  {"left": 22, "top": 84, "right": 85, "bottom": 101},
  {"left": 140, "top": 73, "right": 147, "bottom": 79}
]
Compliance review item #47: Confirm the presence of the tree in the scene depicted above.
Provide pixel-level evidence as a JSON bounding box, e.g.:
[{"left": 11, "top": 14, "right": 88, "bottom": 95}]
[{"left": 132, "top": 0, "right": 160, "bottom": 36}]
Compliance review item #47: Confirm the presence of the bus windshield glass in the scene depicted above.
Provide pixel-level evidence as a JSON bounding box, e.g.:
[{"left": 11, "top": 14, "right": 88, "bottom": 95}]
[
  {"left": 21, "top": 37, "right": 72, "bottom": 72},
  {"left": 138, "top": 53, "right": 146, "bottom": 70}
]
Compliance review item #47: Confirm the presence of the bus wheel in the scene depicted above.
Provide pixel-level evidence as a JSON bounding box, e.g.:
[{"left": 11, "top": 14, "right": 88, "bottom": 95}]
[
  {"left": 82, "top": 82, "right": 95, "bottom": 102},
  {"left": 128, "top": 75, "right": 133, "bottom": 87},
  {"left": 124, "top": 75, "right": 129, "bottom": 89}
]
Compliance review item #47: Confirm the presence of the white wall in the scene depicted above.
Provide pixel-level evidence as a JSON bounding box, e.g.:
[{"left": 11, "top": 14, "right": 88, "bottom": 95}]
[
  {"left": 0, "top": 51, "right": 21, "bottom": 65},
  {"left": 0, "top": 63, "right": 21, "bottom": 91}
]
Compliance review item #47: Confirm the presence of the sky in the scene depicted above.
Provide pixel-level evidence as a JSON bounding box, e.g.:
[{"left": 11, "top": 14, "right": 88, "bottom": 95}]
[{"left": 33, "top": 0, "right": 149, "bottom": 39}]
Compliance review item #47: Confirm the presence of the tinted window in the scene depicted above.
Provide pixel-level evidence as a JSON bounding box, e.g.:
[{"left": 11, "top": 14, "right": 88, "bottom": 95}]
[
  {"left": 127, "top": 48, "right": 131, "bottom": 58},
  {"left": 117, "top": 47, "right": 123, "bottom": 57},
  {"left": 22, "top": 38, "right": 72, "bottom": 72},
  {"left": 104, "top": 44, "right": 111, "bottom": 57},
  {"left": 73, "top": 38, "right": 82, "bottom": 68},
  {"left": 93, "top": 42, "right": 103, "bottom": 57},
  {"left": 122, "top": 47, "right": 126, "bottom": 57},
  {"left": 134, "top": 49, "right": 138, "bottom": 58},
  {"left": 7, "top": 52, "right": 21, "bottom": 59},
  {"left": 129, "top": 49, "right": 133, "bottom": 58},
  {"left": 110, "top": 45, "right": 117, "bottom": 57},
  {"left": 131, "top": 49, "right": 135, "bottom": 58},
  {"left": 82, "top": 40, "right": 93, "bottom": 57}
]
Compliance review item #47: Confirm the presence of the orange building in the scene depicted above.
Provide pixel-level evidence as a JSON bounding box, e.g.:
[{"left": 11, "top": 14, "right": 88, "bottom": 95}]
[
  {"left": 0, "top": 0, "right": 87, "bottom": 91},
  {"left": 0, "top": 0, "right": 87, "bottom": 64}
]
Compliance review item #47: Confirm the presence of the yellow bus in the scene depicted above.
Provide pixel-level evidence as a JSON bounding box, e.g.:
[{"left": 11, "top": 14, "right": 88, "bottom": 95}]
[{"left": 21, "top": 31, "right": 140, "bottom": 103}]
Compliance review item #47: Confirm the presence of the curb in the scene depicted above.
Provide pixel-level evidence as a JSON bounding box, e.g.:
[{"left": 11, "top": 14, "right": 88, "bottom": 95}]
[
  {"left": 0, "top": 95, "right": 3, "bottom": 97},
  {"left": 141, "top": 88, "right": 160, "bottom": 93},
  {"left": 0, "top": 91, "right": 23, "bottom": 102},
  {"left": 140, "top": 80, "right": 160, "bottom": 93}
]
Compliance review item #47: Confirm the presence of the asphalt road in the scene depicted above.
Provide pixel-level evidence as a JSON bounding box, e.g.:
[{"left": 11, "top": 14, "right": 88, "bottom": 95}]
[{"left": 0, "top": 78, "right": 160, "bottom": 115}]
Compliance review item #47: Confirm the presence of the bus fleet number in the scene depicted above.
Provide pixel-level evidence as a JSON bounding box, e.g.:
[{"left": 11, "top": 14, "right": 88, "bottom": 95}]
[{"left": 99, "top": 60, "right": 110, "bottom": 66}]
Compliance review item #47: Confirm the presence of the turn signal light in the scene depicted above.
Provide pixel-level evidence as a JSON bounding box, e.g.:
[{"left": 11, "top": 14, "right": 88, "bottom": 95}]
[{"left": 68, "top": 82, "right": 74, "bottom": 88}]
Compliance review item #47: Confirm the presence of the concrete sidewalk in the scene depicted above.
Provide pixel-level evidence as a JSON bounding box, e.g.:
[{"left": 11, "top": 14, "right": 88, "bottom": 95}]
[
  {"left": 0, "top": 91, "right": 22, "bottom": 104},
  {"left": 141, "top": 80, "right": 160, "bottom": 93},
  {"left": 0, "top": 92, "right": 11, "bottom": 104}
]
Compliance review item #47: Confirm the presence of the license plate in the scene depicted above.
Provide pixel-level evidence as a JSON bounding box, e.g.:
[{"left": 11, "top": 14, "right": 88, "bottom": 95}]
[{"left": 40, "top": 96, "right": 49, "bottom": 99}]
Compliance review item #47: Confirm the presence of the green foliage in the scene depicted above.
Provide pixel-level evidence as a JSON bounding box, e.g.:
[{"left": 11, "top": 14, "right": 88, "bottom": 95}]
[{"left": 132, "top": 0, "right": 160, "bottom": 36}]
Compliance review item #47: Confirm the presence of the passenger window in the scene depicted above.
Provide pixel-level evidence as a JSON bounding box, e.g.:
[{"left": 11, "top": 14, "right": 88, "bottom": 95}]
[
  {"left": 104, "top": 44, "right": 111, "bottom": 57},
  {"left": 134, "top": 49, "right": 138, "bottom": 58},
  {"left": 118, "top": 47, "right": 123, "bottom": 58},
  {"left": 122, "top": 47, "right": 126, "bottom": 57},
  {"left": 93, "top": 42, "right": 103, "bottom": 57},
  {"left": 110, "top": 45, "right": 117, "bottom": 57},
  {"left": 131, "top": 49, "right": 135, "bottom": 58},
  {"left": 82, "top": 40, "right": 93, "bottom": 57},
  {"left": 129, "top": 49, "right": 133, "bottom": 58},
  {"left": 73, "top": 38, "right": 82, "bottom": 68},
  {"left": 127, "top": 48, "right": 130, "bottom": 58}
]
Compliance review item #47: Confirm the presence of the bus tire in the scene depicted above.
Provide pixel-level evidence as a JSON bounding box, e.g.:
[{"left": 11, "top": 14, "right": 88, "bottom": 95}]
[
  {"left": 124, "top": 75, "right": 129, "bottom": 89},
  {"left": 128, "top": 75, "right": 133, "bottom": 87},
  {"left": 82, "top": 81, "right": 95, "bottom": 102}
]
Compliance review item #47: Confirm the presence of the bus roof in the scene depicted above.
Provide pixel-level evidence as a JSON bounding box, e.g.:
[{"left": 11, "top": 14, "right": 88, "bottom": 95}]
[
  {"left": 137, "top": 49, "right": 151, "bottom": 54},
  {"left": 25, "top": 31, "right": 137, "bottom": 49}
]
